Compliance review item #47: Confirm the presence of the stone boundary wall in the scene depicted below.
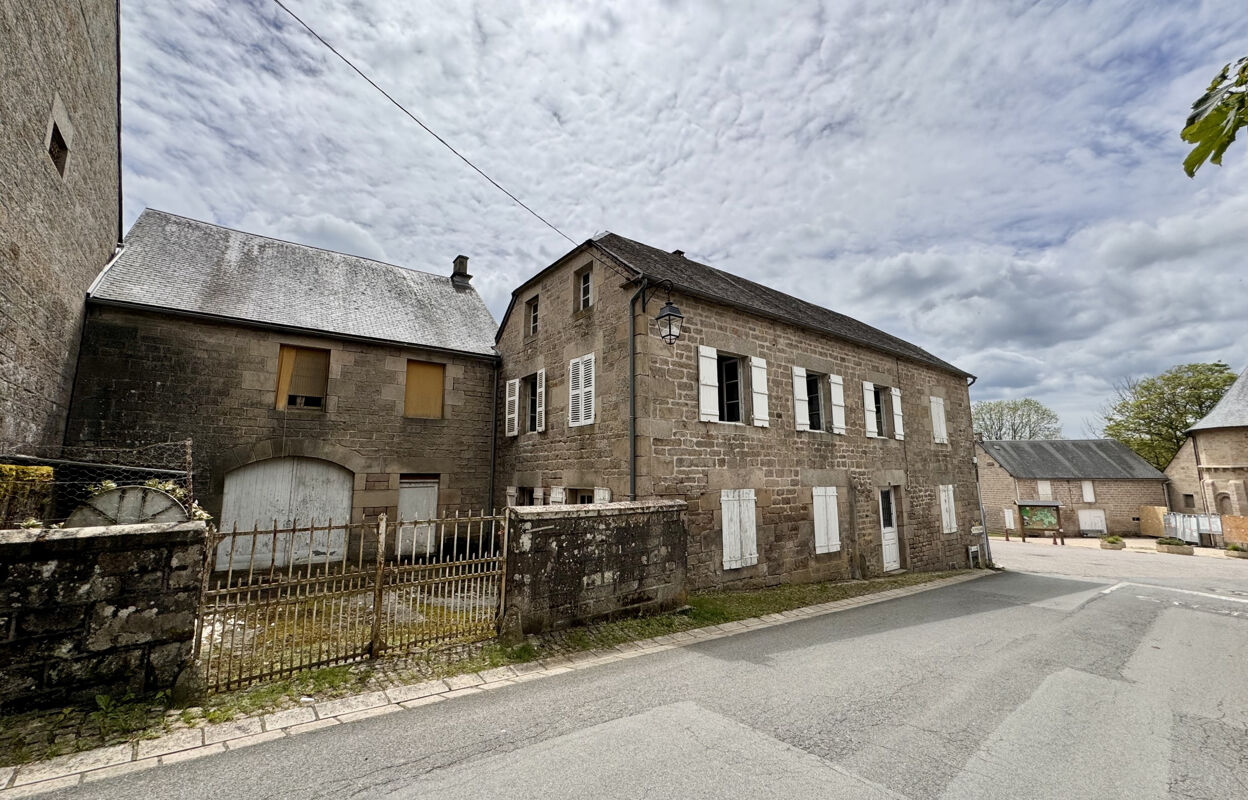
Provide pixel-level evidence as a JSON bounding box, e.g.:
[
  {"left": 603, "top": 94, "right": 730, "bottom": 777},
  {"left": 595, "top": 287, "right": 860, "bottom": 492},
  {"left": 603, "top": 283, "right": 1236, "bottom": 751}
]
[
  {"left": 0, "top": 521, "right": 206, "bottom": 712},
  {"left": 504, "top": 500, "right": 687, "bottom": 636}
]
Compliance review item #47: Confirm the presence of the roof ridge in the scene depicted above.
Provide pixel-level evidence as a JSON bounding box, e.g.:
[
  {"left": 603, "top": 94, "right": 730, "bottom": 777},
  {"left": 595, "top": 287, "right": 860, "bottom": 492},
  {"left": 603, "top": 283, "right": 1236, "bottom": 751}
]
[{"left": 137, "top": 208, "right": 453, "bottom": 283}]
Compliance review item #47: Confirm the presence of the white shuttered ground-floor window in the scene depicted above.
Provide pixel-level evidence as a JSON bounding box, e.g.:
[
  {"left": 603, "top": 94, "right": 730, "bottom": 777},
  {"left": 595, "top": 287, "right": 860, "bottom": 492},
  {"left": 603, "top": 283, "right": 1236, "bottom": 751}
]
[
  {"left": 721, "top": 489, "right": 759, "bottom": 570},
  {"left": 939, "top": 484, "right": 957, "bottom": 533},
  {"left": 812, "top": 486, "right": 841, "bottom": 554}
]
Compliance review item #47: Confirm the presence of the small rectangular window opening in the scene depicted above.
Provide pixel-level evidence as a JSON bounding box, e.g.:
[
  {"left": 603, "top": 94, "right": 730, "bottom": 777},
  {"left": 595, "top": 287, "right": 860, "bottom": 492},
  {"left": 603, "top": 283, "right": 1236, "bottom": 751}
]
[
  {"left": 576, "top": 269, "right": 593, "bottom": 311},
  {"left": 880, "top": 488, "right": 895, "bottom": 529},
  {"left": 524, "top": 373, "right": 539, "bottom": 432},
  {"left": 806, "top": 373, "right": 823, "bottom": 431},
  {"left": 526, "top": 297, "right": 540, "bottom": 335},
  {"left": 873, "top": 386, "right": 890, "bottom": 437},
  {"left": 48, "top": 122, "right": 69, "bottom": 176}
]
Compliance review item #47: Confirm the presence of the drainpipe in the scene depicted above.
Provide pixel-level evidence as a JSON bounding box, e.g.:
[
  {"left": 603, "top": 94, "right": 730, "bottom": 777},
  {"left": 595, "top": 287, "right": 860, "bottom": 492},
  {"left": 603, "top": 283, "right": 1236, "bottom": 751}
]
[
  {"left": 628, "top": 278, "right": 649, "bottom": 501},
  {"left": 488, "top": 357, "right": 499, "bottom": 511}
]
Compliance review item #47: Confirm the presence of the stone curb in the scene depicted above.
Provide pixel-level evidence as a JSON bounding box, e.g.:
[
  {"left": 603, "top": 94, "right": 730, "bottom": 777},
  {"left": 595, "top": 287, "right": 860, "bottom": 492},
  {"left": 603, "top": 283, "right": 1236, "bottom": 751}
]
[{"left": 0, "top": 571, "right": 988, "bottom": 796}]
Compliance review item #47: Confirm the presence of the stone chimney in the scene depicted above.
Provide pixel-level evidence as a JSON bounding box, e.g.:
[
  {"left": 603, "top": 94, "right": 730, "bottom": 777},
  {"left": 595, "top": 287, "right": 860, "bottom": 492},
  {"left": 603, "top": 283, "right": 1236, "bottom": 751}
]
[
  {"left": 451, "top": 254, "right": 472, "bottom": 287},
  {"left": 672, "top": 249, "right": 685, "bottom": 258}
]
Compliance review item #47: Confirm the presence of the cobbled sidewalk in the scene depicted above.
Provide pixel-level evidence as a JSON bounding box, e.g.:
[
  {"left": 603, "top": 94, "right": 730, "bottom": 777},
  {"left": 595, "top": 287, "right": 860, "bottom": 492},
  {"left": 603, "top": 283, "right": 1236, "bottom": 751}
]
[{"left": 0, "top": 571, "right": 988, "bottom": 797}]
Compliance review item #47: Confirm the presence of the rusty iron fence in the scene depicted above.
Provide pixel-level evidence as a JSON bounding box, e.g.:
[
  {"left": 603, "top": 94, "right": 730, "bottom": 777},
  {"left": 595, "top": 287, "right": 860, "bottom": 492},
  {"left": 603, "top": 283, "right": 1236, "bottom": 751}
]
[{"left": 197, "top": 511, "right": 505, "bottom": 693}]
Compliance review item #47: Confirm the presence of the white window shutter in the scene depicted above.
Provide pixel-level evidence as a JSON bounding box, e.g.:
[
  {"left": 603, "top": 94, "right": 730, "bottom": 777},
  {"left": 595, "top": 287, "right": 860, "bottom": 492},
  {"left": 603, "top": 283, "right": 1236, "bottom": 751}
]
[
  {"left": 891, "top": 386, "right": 904, "bottom": 440},
  {"left": 582, "top": 353, "right": 595, "bottom": 424},
  {"left": 929, "top": 396, "right": 947, "bottom": 444},
  {"left": 593, "top": 487, "right": 611, "bottom": 503},
  {"left": 1037, "top": 480, "right": 1052, "bottom": 500},
  {"left": 505, "top": 486, "right": 517, "bottom": 506},
  {"left": 1082, "top": 480, "right": 1095, "bottom": 503},
  {"left": 792, "top": 366, "right": 809, "bottom": 431},
  {"left": 550, "top": 486, "right": 566, "bottom": 505},
  {"left": 828, "top": 374, "right": 846, "bottom": 434},
  {"left": 568, "top": 357, "right": 583, "bottom": 427},
  {"left": 698, "top": 345, "right": 719, "bottom": 422},
  {"left": 940, "top": 485, "right": 957, "bottom": 533},
  {"left": 535, "top": 369, "right": 546, "bottom": 432},
  {"left": 505, "top": 379, "right": 519, "bottom": 437},
  {"left": 863, "top": 381, "right": 878, "bottom": 437},
  {"left": 813, "top": 486, "right": 841, "bottom": 554},
  {"left": 750, "top": 357, "right": 769, "bottom": 427},
  {"left": 1004, "top": 508, "right": 1016, "bottom": 530},
  {"left": 721, "top": 488, "right": 758, "bottom": 569},
  {"left": 533, "top": 487, "right": 545, "bottom": 505}
]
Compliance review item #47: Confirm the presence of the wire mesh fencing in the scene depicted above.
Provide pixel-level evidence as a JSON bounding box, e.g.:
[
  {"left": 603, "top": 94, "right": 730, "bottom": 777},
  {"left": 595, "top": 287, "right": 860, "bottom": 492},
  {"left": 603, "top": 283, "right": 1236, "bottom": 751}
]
[
  {"left": 0, "top": 440, "right": 196, "bottom": 529},
  {"left": 199, "top": 511, "right": 506, "bottom": 693}
]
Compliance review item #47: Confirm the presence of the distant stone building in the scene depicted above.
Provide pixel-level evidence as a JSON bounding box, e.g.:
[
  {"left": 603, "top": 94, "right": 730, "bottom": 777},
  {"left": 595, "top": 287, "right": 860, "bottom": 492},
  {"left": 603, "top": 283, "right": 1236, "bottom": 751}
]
[
  {"left": 65, "top": 210, "right": 499, "bottom": 532},
  {"left": 1164, "top": 368, "right": 1248, "bottom": 516},
  {"left": 977, "top": 439, "right": 1167, "bottom": 536},
  {"left": 0, "top": 1, "right": 122, "bottom": 446},
  {"left": 495, "top": 232, "right": 981, "bottom": 589}
]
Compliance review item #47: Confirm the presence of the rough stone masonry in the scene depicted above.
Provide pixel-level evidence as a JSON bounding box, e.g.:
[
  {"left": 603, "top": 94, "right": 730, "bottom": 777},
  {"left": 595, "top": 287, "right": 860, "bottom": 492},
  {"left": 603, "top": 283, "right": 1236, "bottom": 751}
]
[{"left": 0, "top": 521, "right": 205, "bottom": 713}]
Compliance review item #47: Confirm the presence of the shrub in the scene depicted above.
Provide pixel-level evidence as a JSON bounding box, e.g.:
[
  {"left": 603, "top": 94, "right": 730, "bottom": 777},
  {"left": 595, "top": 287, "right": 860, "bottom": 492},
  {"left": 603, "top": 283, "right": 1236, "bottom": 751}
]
[
  {"left": 1102, "top": 535, "right": 1123, "bottom": 544},
  {"left": 1156, "top": 537, "right": 1188, "bottom": 547},
  {"left": 1228, "top": 543, "right": 1244, "bottom": 552}
]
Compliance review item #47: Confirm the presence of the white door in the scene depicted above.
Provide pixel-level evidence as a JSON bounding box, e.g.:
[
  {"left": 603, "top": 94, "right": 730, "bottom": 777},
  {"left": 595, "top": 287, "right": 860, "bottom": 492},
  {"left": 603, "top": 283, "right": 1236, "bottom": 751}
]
[
  {"left": 880, "top": 487, "right": 901, "bottom": 571},
  {"left": 397, "top": 478, "right": 439, "bottom": 557},
  {"left": 1077, "top": 509, "right": 1107, "bottom": 536},
  {"left": 218, "top": 457, "right": 352, "bottom": 570}
]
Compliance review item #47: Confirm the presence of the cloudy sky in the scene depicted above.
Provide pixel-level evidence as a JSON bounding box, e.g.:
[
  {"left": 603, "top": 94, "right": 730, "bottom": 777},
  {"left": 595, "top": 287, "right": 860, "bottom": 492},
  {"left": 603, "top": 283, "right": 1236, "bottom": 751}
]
[{"left": 119, "top": 0, "right": 1248, "bottom": 433}]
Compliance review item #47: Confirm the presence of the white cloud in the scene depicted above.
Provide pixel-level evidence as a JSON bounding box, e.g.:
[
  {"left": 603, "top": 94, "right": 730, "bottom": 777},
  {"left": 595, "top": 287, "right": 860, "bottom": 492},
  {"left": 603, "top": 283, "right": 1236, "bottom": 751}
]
[{"left": 119, "top": 0, "right": 1248, "bottom": 433}]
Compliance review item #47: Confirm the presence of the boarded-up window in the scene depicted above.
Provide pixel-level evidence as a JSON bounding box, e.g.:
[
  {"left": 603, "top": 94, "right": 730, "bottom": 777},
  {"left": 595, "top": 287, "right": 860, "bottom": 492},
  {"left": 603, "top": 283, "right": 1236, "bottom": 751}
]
[
  {"left": 939, "top": 484, "right": 957, "bottom": 533},
  {"left": 276, "top": 346, "right": 329, "bottom": 410},
  {"left": 404, "top": 360, "right": 445, "bottom": 418}
]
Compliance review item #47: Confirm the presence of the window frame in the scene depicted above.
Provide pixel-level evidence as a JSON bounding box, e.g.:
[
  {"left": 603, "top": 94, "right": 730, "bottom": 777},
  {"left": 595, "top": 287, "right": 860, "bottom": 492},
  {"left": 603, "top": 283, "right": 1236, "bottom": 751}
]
[
  {"left": 806, "top": 371, "right": 825, "bottom": 431},
  {"left": 717, "top": 353, "right": 745, "bottom": 424},
  {"left": 276, "top": 345, "right": 330, "bottom": 412},
  {"left": 574, "top": 268, "right": 593, "bottom": 311},
  {"left": 403, "top": 359, "right": 445, "bottom": 419},
  {"left": 525, "top": 296, "right": 540, "bottom": 336}
]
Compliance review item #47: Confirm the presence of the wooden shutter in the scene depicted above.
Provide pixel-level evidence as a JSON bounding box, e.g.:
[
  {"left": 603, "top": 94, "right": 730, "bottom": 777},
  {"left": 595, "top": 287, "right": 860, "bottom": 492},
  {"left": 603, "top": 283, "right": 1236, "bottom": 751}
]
[
  {"left": 568, "top": 357, "right": 582, "bottom": 427},
  {"left": 550, "top": 486, "right": 566, "bottom": 504},
  {"left": 535, "top": 369, "right": 546, "bottom": 432},
  {"left": 813, "top": 486, "right": 841, "bottom": 554},
  {"left": 581, "top": 354, "right": 595, "bottom": 425},
  {"left": 275, "top": 345, "right": 297, "bottom": 410},
  {"left": 721, "top": 488, "right": 758, "bottom": 569},
  {"left": 750, "top": 357, "right": 769, "bottom": 427},
  {"left": 940, "top": 485, "right": 957, "bottom": 533},
  {"left": 1082, "top": 480, "right": 1095, "bottom": 503},
  {"left": 1037, "top": 480, "right": 1052, "bottom": 500},
  {"left": 863, "top": 381, "right": 878, "bottom": 437},
  {"left": 404, "top": 360, "right": 445, "bottom": 418},
  {"left": 929, "top": 396, "right": 947, "bottom": 443},
  {"left": 698, "top": 345, "right": 719, "bottom": 422},
  {"left": 891, "top": 386, "right": 904, "bottom": 440},
  {"left": 828, "top": 374, "right": 846, "bottom": 434},
  {"left": 532, "top": 487, "right": 545, "bottom": 505},
  {"left": 505, "top": 486, "right": 517, "bottom": 506},
  {"left": 289, "top": 348, "right": 329, "bottom": 398},
  {"left": 593, "top": 487, "right": 611, "bottom": 503},
  {"left": 504, "top": 378, "right": 519, "bottom": 436},
  {"left": 792, "top": 366, "right": 809, "bottom": 431}
]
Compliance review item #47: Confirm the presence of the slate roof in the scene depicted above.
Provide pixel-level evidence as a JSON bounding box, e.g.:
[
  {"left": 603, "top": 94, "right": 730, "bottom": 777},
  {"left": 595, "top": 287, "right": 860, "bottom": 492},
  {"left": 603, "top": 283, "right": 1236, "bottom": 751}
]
[
  {"left": 980, "top": 439, "right": 1166, "bottom": 481},
  {"left": 90, "top": 210, "right": 498, "bottom": 357},
  {"left": 590, "top": 233, "right": 971, "bottom": 377},
  {"left": 1188, "top": 368, "right": 1248, "bottom": 432}
]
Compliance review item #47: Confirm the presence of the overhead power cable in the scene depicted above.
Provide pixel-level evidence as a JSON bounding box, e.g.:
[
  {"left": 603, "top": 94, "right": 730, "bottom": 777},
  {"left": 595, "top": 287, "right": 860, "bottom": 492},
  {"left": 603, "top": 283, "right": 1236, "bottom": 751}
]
[{"left": 270, "top": 0, "right": 578, "bottom": 247}]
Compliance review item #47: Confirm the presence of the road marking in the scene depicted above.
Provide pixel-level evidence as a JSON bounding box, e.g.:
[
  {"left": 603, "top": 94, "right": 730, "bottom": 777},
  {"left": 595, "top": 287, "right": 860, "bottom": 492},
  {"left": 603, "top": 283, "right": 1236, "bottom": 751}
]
[{"left": 1107, "top": 582, "right": 1248, "bottom": 605}]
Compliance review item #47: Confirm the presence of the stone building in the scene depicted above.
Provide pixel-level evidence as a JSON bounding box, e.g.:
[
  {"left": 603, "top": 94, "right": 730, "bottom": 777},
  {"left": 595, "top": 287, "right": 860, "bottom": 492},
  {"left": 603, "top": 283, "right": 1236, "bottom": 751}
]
[
  {"left": 977, "top": 439, "right": 1167, "bottom": 536},
  {"left": 1, "top": 1, "right": 122, "bottom": 447},
  {"left": 495, "top": 232, "right": 981, "bottom": 589},
  {"left": 64, "top": 210, "right": 499, "bottom": 534},
  {"left": 1165, "top": 367, "right": 1248, "bottom": 516}
]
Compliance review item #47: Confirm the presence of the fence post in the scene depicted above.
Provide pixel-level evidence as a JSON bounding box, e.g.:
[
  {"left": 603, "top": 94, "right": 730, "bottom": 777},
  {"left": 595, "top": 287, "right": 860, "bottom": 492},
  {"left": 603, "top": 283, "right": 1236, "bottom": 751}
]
[{"left": 371, "top": 513, "right": 387, "bottom": 658}]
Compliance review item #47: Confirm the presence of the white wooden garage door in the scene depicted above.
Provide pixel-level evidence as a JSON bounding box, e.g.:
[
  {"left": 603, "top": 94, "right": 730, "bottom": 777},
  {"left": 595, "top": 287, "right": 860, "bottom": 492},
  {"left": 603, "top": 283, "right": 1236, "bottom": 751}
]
[{"left": 217, "top": 457, "right": 353, "bottom": 570}]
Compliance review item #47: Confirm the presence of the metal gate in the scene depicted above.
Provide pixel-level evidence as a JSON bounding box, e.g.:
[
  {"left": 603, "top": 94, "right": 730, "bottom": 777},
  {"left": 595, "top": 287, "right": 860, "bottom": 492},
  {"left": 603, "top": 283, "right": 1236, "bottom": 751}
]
[{"left": 197, "top": 511, "right": 505, "bottom": 693}]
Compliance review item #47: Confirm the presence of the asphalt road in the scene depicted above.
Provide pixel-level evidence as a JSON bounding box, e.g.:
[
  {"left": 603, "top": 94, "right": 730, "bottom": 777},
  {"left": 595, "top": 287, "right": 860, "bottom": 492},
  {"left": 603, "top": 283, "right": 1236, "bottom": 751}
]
[{"left": 40, "top": 545, "right": 1248, "bottom": 799}]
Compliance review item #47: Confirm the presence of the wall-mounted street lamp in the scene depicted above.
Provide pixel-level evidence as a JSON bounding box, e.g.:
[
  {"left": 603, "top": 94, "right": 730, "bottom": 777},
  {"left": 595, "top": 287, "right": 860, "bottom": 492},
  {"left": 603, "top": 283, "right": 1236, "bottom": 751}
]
[{"left": 641, "top": 280, "right": 683, "bottom": 345}]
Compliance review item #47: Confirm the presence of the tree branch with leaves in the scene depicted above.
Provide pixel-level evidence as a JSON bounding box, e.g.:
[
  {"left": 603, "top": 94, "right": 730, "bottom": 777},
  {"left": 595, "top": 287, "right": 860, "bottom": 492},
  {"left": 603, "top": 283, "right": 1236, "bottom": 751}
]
[
  {"left": 972, "top": 398, "right": 1062, "bottom": 441},
  {"left": 1182, "top": 56, "right": 1248, "bottom": 177}
]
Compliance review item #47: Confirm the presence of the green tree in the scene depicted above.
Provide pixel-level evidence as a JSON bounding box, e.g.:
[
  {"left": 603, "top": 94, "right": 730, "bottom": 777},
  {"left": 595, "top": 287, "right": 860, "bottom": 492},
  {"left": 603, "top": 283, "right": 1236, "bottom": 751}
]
[
  {"left": 1182, "top": 56, "right": 1248, "bottom": 177},
  {"left": 972, "top": 398, "right": 1062, "bottom": 441},
  {"left": 1100, "top": 362, "right": 1237, "bottom": 469}
]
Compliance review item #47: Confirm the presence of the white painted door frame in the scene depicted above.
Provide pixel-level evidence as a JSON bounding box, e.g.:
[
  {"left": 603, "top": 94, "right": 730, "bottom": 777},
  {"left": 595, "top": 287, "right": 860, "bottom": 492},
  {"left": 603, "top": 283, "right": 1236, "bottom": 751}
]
[
  {"left": 1077, "top": 508, "right": 1107, "bottom": 536},
  {"left": 398, "top": 477, "right": 440, "bottom": 557}
]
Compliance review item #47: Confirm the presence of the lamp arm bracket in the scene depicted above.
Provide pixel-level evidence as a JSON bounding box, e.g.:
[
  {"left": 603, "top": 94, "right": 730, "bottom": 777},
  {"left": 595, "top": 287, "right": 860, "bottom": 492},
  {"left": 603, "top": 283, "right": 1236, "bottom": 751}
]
[{"left": 639, "top": 279, "right": 674, "bottom": 312}]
